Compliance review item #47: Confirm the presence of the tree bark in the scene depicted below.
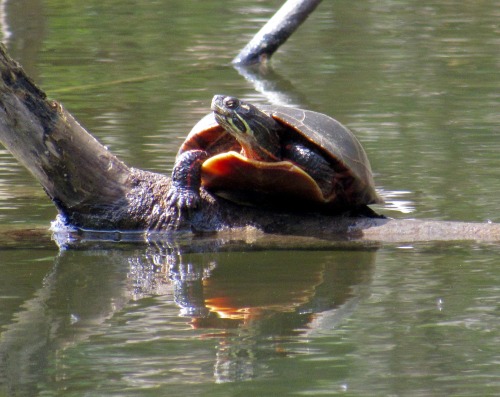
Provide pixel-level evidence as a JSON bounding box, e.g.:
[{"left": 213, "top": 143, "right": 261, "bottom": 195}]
[{"left": 1, "top": 44, "right": 500, "bottom": 243}]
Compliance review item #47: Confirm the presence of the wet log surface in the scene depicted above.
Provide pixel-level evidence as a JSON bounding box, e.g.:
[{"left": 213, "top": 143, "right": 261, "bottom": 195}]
[{"left": 1, "top": 44, "right": 500, "bottom": 243}]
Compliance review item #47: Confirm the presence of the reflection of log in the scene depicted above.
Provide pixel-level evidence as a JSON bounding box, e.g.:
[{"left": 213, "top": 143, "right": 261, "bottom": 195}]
[{"left": 1, "top": 44, "right": 500, "bottom": 242}]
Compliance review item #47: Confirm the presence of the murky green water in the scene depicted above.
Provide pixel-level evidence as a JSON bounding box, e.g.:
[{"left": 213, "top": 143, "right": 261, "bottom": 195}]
[{"left": 0, "top": 0, "right": 499, "bottom": 396}]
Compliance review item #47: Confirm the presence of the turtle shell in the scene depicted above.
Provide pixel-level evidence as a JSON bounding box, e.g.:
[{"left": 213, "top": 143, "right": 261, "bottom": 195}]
[{"left": 177, "top": 105, "right": 382, "bottom": 210}]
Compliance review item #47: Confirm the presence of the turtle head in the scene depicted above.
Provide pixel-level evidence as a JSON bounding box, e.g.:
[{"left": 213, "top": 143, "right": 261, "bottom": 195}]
[{"left": 211, "top": 95, "right": 281, "bottom": 161}]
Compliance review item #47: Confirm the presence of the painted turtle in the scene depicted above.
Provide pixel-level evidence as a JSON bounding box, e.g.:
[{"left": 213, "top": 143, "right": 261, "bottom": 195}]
[{"left": 167, "top": 95, "right": 382, "bottom": 214}]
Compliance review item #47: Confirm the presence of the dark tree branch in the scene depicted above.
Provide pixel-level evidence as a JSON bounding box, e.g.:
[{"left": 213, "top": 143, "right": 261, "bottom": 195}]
[
  {"left": 0, "top": 44, "right": 171, "bottom": 230},
  {"left": 232, "top": 0, "right": 323, "bottom": 66}
]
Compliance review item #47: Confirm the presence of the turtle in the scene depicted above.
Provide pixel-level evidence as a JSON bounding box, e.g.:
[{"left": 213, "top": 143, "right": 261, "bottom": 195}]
[{"left": 167, "top": 95, "right": 383, "bottom": 215}]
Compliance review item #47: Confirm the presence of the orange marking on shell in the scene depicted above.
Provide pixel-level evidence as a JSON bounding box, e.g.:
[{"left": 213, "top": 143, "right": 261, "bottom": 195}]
[{"left": 201, "top": 152, "right": 333, "bottom": 204}]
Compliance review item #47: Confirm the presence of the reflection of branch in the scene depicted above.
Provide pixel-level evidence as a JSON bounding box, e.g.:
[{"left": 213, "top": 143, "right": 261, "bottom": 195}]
[
  {"left": 234, "top": 63, "right": 309, "bottom": 108},
  {"left": 0, "top": 263, "right": 57, "bottom": 396},
  {"left": 0, "top": 241, "right": 375, "bottom": 389},
  {"left": 233, "top": 0, "right": 323, "bottom": 65}
]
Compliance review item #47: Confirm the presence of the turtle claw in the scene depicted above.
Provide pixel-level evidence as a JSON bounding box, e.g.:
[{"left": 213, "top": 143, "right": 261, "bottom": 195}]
[
  {"left": 166, "top": 186, "right": 201, "bottom": 229},
  {"left": 167, "top": 187, "right": 201, "bottom": 212},
  {"left": 166, "top": 149, "right": 207, "bottom": 228}
]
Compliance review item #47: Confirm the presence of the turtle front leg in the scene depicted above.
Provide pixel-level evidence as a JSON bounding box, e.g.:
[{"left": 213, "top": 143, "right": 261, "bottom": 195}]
[{"left": 167, "top": 150, "right": 208, "bottom": 213}]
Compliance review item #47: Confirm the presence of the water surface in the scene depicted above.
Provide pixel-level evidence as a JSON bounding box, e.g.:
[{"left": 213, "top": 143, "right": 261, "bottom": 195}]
[{"left": 0, "top": 0, "right": 499, "bottom": 396}]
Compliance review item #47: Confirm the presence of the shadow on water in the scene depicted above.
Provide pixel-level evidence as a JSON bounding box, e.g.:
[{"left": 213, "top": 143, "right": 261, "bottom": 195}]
[{"left": 0, "top": 232, "right": 377, "bottom": 392}]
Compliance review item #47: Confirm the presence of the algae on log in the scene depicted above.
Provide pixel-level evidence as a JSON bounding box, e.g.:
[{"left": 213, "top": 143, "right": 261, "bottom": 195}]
[{"left": 1, "top": 44, "right": 500, "bottom": 242}]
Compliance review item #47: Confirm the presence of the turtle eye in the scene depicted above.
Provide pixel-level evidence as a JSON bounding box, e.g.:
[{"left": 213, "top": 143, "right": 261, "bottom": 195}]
[{"left": 224, "top": 97, "right": 239, "bottom": 109}]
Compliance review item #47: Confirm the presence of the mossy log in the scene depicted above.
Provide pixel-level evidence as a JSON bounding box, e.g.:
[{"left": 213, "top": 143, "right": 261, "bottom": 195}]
[{"left": 1, "top": 44, "right": 500, "bottom": 243}]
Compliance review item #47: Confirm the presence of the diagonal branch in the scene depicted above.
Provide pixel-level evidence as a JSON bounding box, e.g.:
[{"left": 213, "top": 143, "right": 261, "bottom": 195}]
[{"left": 233, "top": 0, "right": 323, "bottom": 65}]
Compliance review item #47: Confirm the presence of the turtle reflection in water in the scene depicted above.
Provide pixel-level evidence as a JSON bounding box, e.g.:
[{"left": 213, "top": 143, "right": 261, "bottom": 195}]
[{"left": 168, "top": 95, "right": 383, "bottom": 215}]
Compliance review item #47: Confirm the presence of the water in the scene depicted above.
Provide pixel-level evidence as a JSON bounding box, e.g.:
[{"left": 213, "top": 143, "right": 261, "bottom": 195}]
[{"left": 1, "top": 0, "right": 499, "bottom": 395}]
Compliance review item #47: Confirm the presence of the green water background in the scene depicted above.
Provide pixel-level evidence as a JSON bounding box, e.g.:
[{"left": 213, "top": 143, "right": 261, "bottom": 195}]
[{"left": 0, "top": 1, "right": 499, "bottom": 396}]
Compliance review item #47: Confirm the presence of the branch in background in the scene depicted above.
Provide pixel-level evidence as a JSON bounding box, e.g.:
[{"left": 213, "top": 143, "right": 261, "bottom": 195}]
[{"left": 232, "top": 0, "right": 323, "bottom": 66}]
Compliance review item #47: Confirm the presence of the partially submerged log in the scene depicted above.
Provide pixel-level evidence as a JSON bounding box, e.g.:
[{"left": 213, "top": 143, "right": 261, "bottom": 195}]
[
  {"left": 1, "top": 44, "right": 500, "bottom": 243},
  {"left": 0, "top": 45, "right": 169, "bottom": 230},
  {"left": 233, "top": 0, "right": 323, "bottom": 65}
]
